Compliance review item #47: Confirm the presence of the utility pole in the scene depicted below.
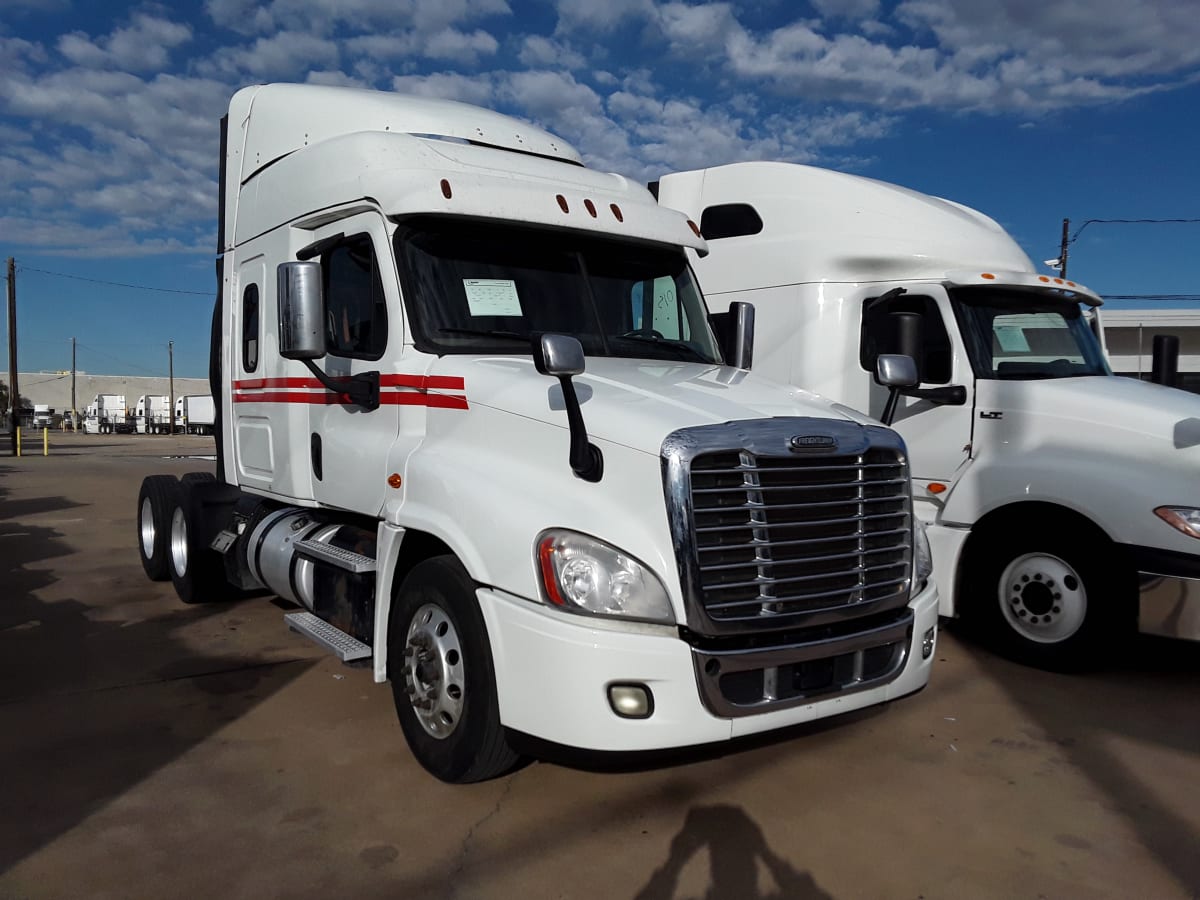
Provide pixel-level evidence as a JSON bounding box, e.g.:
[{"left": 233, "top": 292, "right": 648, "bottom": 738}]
[
  {"left": 71, "top": 336, "right": 77, "bottom": 431},
  {"left": 7, "top": 257, "right": 17, "bottom": 456},
  {"left": 168, "top": 340, "right": 175, "bottom": 436},
  {"left": 1058, "top": 218, "right": 1070, "bottom": 278}
]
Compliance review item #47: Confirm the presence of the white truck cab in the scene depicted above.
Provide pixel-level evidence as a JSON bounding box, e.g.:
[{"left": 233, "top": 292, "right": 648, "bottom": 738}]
[
  {"left": 136, "top": 86, "right": 938, "bottom": 783},
  {"left": 656, "top": 161, "right": 1200, "bottom": 668}
]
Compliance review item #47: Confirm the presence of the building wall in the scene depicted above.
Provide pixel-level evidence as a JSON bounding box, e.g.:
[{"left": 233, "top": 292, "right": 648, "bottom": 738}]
[{"left": 13, "top": 372, "right": 211, "bottom": 415}]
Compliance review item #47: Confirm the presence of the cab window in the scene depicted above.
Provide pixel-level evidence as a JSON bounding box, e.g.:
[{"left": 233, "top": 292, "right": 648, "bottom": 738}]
[{"left": 323, "top": 235, "right": 388, "bottom": 360}]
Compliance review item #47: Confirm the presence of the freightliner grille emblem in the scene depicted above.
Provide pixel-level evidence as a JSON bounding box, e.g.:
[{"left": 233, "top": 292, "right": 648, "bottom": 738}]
[{"left": 789, "top": 434, "right": 837, "bottom": 452}]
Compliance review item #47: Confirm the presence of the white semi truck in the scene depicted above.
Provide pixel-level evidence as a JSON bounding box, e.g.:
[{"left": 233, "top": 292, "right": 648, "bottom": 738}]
[
  {"left": 134, "top": 395, "right": 172, "bottom": 434},
  {"left": 655, "top": 161, "right": 1200, "bottom": 668},
  {"left": 135, "top": 84, "right": 938, "bottom": 783},
  {"left": 175, "top": 394, "right": 215, "bottom": 435},
  {"left": 84, "top": 393, "right": 133, "bottom": 434}
]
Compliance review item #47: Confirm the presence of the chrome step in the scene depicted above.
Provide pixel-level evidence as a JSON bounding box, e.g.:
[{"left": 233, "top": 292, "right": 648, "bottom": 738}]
[
  {"left": 294, "top": 538, "right": 376, "bottom": 574},
  {"left": 285, "top": 611, "right": 371, "bottom": 662}
]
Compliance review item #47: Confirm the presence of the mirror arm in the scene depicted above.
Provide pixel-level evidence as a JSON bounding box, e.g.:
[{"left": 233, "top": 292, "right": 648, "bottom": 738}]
[
  {"left": 899, "top": 385, "right": 967, "bottom": 406},
  {"left": 558, "top": 375, "right": 603, "bottom": 482},
  {"left": 881, "top": 389, "right": 901, "bottom": 426},
  {"left": 300, "top": 360, "right": 380, "bottom": 411}
]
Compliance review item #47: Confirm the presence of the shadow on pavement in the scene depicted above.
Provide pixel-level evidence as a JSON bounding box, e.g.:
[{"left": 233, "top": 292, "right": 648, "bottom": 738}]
[
  {"left": 955, "top": 622, "right": 1200, "bottom": 895},
  {"left": 0, "top": 462, "right": 315, "bottom": 875}
]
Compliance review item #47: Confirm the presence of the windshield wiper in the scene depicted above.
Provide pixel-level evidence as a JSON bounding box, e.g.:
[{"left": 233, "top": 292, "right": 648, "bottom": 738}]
[
  {"left": 436, "top": 327, "right": 530, "bottom": 342},
  {"left": 613, "top": 333, "right": 711, "bottom": 362}
]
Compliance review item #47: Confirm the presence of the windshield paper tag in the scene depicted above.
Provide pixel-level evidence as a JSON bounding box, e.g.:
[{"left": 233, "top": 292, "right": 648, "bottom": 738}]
[
  {"left": 994, "top": 325, "right": 1031, "bottom": 353},
  {"left": 464, "top": 279, "right": 523, "bottom": 317}
]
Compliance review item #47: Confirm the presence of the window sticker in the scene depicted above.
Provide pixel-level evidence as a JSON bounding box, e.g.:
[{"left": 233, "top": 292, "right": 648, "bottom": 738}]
[
  {"left": 464, "top": 278, "right": 523, "bottom": 317},
  {"left": 994, "top": 325, "right": 1031, "bottom": 353}
]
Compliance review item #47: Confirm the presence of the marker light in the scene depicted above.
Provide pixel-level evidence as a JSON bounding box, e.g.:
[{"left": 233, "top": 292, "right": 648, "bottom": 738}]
[
  {"left": 1154, "top": 506, "right": 1200, "bottom": 539},
  {"left": 980, "top": 273, "right": 996, "bottom": 280},
  {"left": 926, "top": 482, "right": 947, "bottom": 495},
  {"left": 556, "top": 194, "right": 569, "bottom": 213},
  {"left": 537, "top": 530, "right": 674, "bottom": 623}
]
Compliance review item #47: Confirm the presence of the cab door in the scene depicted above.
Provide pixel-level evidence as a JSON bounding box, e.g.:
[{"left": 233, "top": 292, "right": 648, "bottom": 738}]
[
  {"left": 861, "top": 285, "right": 974, "bottom": 485},
  {"left": 303, "top": 212, "right": 402, "bottom": 515}
]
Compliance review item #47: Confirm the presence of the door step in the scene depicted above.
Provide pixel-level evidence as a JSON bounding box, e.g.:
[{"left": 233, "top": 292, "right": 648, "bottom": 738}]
[
  {"left": 285, "top": 611, "right": 371, "bottom": 662},
  {"left": 294, "top": 538, "right": 376, "bottom": 573}
]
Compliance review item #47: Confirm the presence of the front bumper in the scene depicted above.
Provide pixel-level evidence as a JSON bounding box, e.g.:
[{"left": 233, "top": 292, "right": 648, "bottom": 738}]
[
  {"left": 1125, "top": 544, "right": 1200, "bottom": 640},
  {"left": 478, "top": 580, "right": 939, "bottom": 752}
]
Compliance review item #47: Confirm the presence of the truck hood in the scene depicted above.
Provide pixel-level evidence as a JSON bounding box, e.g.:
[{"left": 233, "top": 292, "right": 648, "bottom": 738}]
[
  {"left": 437, "top": 356, "right": 867, "bottom": 454},
  {"left": 979, "top": 375, "right": 1200, "bottom": 454}
]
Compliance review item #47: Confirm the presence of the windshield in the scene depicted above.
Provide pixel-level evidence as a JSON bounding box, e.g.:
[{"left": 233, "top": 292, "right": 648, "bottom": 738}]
[
  {"left": 952, "top": 287, "right": 1110, "bottom": 380},
  {"left": 394, "top": 217, "right": 722, "bottom": 364}
]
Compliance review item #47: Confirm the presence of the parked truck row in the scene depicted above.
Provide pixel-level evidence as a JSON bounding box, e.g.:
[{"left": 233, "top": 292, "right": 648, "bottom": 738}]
[{"left": 76, "top": 393, "right": 215, "bottom": 435}]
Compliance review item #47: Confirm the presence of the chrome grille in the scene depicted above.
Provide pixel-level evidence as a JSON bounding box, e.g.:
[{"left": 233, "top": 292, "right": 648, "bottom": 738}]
[{"left": 662, "top": 418, "right": 913, "bottom": 635}]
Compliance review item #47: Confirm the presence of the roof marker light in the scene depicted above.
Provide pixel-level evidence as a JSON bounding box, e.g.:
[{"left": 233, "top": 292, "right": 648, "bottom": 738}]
[
  {"left": 584, "top": 199, "right": 597, "bottom": 218},
  {"left": 687, "top": 219, "right": 702, "bottom": 238},
  {"left": 1038, "top": 276, "right": 1050, "bottom": 282},
  {"left": 1054, "top": 278, "right": 1064, "bottom": 284},
  {"left": 981, "top": 273, "right": 996, "bottom": 280},
  {"left": 610, "top": 203, "right": 623, "bottom": 222},
  {"left": 1067, "top": 281, "right": 1077, "bottom": 287},
  {"left": 556, "top": 194, "right": 569, "bottom": 213},
  {"left": 440, "top": 179, "right": 452, "bottom": 199}
]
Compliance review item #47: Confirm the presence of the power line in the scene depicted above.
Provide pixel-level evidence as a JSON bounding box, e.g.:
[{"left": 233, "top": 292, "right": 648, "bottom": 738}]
[
  {"left": 75, "top": 341, "right": 164, "bottom": 377},
  {"left": 16, "top": 265, "right": 211, "bottom": 296},
  {"left": 1070, "top": 218, "right": 1200, "bottom": 244}
]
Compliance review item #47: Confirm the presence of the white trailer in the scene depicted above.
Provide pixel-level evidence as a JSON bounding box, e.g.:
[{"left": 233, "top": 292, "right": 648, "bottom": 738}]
[
  {"left": 135, "top": 85, "right": 938, "bottom": 783},
  {"left": 175, "top": 394, "right": 215, "bottom": 435},
  {"left": 656, "top": 161, "right": 1200, "bottom": 668},
  {"left": 134, "top": 395, "right": 172, "bottom": 434},
  {"left": 32, "top": 404, "right": 54, "bottom": 428},
  {"left": 84, "top": 393, "right": 132, "bottom": 435}
]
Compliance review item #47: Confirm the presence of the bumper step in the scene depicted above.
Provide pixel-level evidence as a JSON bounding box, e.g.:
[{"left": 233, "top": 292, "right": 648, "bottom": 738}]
[
  {"left": 285, "top": 611, "right": 371, "bottom": 662},
  {"left": 294, "top": 538, "right": 376, "bottom": 573}
]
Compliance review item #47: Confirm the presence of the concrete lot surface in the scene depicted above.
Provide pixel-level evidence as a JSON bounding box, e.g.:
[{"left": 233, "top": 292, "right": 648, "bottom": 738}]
[{"left": 1, "top": 433, "right": 1198, "bottom": 899}]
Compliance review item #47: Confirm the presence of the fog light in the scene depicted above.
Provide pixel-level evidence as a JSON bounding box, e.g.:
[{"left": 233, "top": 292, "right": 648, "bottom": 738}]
[
  {"left": 922, "top": 626, "right": 936, "bottom": 659},
  {"left": 608, "top": 683, "right": 653, "bottom": 719}
]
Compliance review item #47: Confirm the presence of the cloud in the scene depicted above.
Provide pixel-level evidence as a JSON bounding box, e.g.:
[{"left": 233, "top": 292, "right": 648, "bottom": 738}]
[
  {"left": 57, "top": 13, "right": 192, "bottom": 72},
  {"left": 552, "top": 0, "right": 655, "bottom": 34},
  {"left": 205, "top": 0, "right": 511, "bottom": 37},
  {"left": 518, "top": 36, "right": 586, "bottom": 70}
]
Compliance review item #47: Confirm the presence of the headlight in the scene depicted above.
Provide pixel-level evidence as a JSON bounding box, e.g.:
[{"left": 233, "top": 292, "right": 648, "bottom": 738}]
[
  {"left": 913, "top": 522, "right": 933, "bottom": 590},
  {"left": 536, "top": 529, "right": 674, "bottom": 624},
  {"left": 1154, "top": 506, "right": 1200, "bottom": 539}
]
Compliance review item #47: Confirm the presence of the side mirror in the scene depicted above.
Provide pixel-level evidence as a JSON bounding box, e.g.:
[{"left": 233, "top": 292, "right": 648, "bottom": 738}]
[
  {"left": 708, "top": 301, "right": 755, "bottom": 370},
  {"left": 533, "top": 333, "right": 585, "bottom": 377},
  {"left": 532, "top": 334, "right": 602, "bottom": 482},
  {"left": 877, "top": 354, "right": 918, "bottom": 426},
  {"left": 277, "top": 261, "right": 326, "bottom": 360}
]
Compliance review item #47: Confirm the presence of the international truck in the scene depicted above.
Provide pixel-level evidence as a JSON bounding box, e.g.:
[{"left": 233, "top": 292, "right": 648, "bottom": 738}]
[
  {"left": 134, "top": 394, "right": 172, "bottom": 434},
  {"left": 84, "top": 393, "right": 133, "bottom": 434},
  {"left": 135, "top": 84, "right": 938, "bottom": 783},
  {"left": 175, "top": 394, "right": 215, "bottom": 435},
  {"left": 654, "top": 161, "right": 1200, "bottom": 668}
]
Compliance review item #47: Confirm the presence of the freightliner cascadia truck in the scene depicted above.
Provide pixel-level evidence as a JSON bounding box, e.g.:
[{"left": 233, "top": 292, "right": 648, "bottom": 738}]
[
  {"left": 655, "top": 161, "right": 1200, "bottom": 669},
  {"left": 135, "top": 86, "right": 937, "bottom": 783}
]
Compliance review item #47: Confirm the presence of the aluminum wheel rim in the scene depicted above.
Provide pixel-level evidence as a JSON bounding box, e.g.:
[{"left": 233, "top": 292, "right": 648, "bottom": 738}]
[
  {"left": 999, "top": 552, "right": 1086, "bottom": 643},
  {"left": 170, "top": 506, "right": 188, "bottom": 578},
  {"left": 404, "top": 603, "right": 465, "bottom": 740},
  {"left": 140, "top": 497, "right": 156, "bottom": 559}
]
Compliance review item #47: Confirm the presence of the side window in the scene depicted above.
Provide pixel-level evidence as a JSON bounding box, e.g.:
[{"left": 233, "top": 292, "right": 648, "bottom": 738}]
[
  {"left": 242, "top": 283, "right": 259, "bottom": 373},
  {"left": 699, "top": 204, "right": 763, "bottom": 240},
  {"left": 860, "top": 293, "right": 952, "bottom": 384},
  {"left": 323, "top": 235, "right": 388, "bottom": 360}
]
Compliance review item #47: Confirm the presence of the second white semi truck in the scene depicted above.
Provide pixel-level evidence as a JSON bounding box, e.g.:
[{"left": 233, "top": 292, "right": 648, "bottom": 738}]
[
  {"left": 655, "top": 161, "right": 1200, "bottom": 668},
  {"left": 135, "top": 84, "right": 938, "bottom": 783},
  {"left": 134, "top": 395, "right": 172, "bottom": 434},
  {"left": 175, "top": 394, "right": 215, "bottom": 435},
  {"left": 84, "top": 393, "right": 133, "bottom": 435}
]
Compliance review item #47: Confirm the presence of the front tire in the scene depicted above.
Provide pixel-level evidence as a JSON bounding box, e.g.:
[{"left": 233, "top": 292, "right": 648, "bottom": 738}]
[
  {"left": 965, "top": 528, "right": 1133, "bottom": 670},
  {"left": 388, "top": 556, "right": 520, "bottom": 783}
]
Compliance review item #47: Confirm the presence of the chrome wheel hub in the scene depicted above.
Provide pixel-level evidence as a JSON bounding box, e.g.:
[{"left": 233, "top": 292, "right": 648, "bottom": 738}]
[
  {"left": 404, "top": 603, "right": 465, "bottom": 739},
  {"left": 170, "top": 506, "right": 188, "bottom": 577},
  {"left": 140, "top": 497, "right": 156, "bottom": 558}
]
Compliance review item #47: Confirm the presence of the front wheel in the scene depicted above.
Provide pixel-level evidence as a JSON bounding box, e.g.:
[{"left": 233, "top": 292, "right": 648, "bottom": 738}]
[
  {"left": 388, "top": 556, "right": 520, "bottom": 783},
  {"left": 965, "top": 529, "right": 1134, "bottom": 670}
]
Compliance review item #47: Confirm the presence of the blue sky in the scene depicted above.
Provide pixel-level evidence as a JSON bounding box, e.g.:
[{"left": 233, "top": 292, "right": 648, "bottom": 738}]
[{"left": 3, "top": 0, "right": 1198, "bottom": 379}]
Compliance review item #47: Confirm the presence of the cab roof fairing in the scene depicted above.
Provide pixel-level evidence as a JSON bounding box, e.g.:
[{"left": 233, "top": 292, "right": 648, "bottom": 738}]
[{"left": 228, "top": 129, "right": 707, "bottom": 256}]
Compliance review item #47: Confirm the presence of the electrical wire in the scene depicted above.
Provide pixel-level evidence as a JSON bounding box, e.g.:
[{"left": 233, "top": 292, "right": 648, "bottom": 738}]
[
  {"left": 75, "top": 341, "right": 165, "bottom": 377},
  {"left": 1070, "top": 218, "right": 1200, "bottom": 244},
  {"left": 15, "top": 265, "right": 212, "bottom": 296}
]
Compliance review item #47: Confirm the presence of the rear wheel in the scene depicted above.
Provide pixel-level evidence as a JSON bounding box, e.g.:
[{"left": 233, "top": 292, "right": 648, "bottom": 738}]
[
  {"left": 136, "top": 475, "right": 180, "bottom": 581},
  {"left": 388, "top": 556, "right": 520, "bottom": 783},
  {"left": 965, "top": 527, "right": 1133, "bottom": 670},
  {"left": 167, "top": 483, "right": 233, "bottom": 605}
]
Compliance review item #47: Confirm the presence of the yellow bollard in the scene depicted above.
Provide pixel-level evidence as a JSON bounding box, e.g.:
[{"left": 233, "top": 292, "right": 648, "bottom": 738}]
[
  {"left": 15, "top": 426, "right": 21, "bottom": 458},
  {"left": 43, "top": 427, "right": 48, "bottom": 456}
]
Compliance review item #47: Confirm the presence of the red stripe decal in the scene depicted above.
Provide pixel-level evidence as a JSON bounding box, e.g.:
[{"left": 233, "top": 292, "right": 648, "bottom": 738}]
[
  {"left": 233, "top": 374, "right": 466, "bottom": 392},
  {"left": 233, "top": 391, "right": 468, "bottom": 409}
]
